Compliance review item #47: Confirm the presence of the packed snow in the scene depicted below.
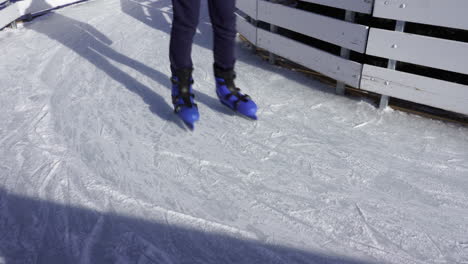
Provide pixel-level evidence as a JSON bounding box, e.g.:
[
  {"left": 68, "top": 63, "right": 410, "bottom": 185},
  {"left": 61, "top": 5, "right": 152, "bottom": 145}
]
[{"left": 1, "top": 0, "right": 468, "bottom": 263}]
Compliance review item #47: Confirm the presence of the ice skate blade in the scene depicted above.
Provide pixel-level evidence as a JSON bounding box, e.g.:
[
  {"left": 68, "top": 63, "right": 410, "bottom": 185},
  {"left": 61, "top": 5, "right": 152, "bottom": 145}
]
[{"left": 220, "top": 100, "right": 258, "bottom": 121}]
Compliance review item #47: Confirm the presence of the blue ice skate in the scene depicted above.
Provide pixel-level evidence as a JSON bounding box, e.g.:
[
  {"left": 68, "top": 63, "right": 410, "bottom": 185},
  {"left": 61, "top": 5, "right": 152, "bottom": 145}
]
[
  {"left": 171, "top": 69, "right": 199, "bottom": 128},
  {"left": 214, "top": 66, "right": 258, "bottom": 120}
]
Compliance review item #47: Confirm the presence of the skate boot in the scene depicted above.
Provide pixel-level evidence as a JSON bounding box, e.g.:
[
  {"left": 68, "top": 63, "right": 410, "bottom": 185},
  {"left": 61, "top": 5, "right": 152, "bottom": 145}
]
[
  {"left": 214, "top": 65, "right": 258, "bottom": 120},
  {"left": 171, "top": 68, "right": 199, "bottom": 128}
]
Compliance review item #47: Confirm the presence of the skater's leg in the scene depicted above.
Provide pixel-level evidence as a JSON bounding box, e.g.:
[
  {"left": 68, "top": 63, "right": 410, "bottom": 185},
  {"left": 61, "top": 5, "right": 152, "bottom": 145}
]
[
  {"left": 170, "top": 0, "right": 201, "bottom": 73},
  {"left": 207, "top": 0, "right": 237, "bottom": 71},
  {"left": 170, "top": 0, "right": 201, "bottom": 127},
  {"left": 208, "top": 0, "right": 257, "bottom": 119}
]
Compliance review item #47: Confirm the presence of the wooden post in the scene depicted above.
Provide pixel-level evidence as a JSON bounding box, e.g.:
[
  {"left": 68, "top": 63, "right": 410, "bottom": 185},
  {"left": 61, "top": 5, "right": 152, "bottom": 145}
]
[
  {"left": 268, "top": 24, "right": 278, "bottom": 64},
  {"left": 10, "top": 20, "right": 17, "bottom": 29},
  {"left": 249, "top": 16, "right": 258, "bottom": 53},
  {"left": 336, "top": 10, "right": 356, "bottom": 95},
  {"left": 380, "top": 20, "right": 406, "bottom": 109}
]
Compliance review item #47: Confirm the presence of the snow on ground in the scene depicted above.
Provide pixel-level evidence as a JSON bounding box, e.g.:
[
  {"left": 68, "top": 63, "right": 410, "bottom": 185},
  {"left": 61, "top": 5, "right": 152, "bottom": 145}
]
[{"left": 1, "top": 0, "right": 467, "bottom": 263}]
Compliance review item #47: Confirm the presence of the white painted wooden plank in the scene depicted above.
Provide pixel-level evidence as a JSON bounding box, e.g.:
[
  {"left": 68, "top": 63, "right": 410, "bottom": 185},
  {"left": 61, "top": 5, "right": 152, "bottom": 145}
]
[
  {"left": 257, "top": 28, "right": 362, "bottom": 87},
  {"left": 236, "top": 0, "right": 257, "bottom": 19},
  {"left": 258, "top": 0, "right": 369, "bottom": 53},
  {"left": 374, "top": 0, "right": 468, "bottom": 31},
  {"left": 366, "top": 28, "right": 468, "bottom": 75},
  {"left": 302, "top": 0, "right": 373, "bottom": 14},
  {"left": 361, "top": 65, "right": 468, "bottom": 115},
  {"left": 0, "top": 2, "right": 20, "bottom": 29},
  {"left": 236, "top": 14, "right": 257, "bottom": 45}
]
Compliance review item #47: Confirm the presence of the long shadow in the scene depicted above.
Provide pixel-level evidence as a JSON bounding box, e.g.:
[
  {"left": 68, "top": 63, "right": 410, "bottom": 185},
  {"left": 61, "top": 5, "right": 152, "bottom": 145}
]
[
  {"left": 25, "top": 6, "right": 231, "bottom": 130},
  {"left": 0, "top": 187, "right": 376, "bottom": 264}
]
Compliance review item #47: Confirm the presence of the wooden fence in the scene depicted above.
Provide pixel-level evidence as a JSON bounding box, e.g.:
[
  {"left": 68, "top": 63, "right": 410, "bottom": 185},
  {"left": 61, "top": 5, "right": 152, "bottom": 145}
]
[{"left": 236, "top": 0, "right": 468, "bottom": 116}]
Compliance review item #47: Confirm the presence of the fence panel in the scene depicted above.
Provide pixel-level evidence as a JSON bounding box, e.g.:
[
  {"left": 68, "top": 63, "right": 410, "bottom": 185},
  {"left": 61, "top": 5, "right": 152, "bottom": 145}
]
[
  {"left": 361, "top": 65, "right": 468, "bottom": 115},
  {"left": 238, "top": 0, "right": 468, "bottom": 115},
  {"left": 257, "top": 28, "right": 363, "bottom": 87},
  {"left": 366, "top": 28, "right": 468, "bottom": 75},
  {"left": 0, "top": 2, "right": 19, "bottom": 29},
  {"left": 236, "top": 13, "right": 257, "bottom": 45},
  {"left": 236, "top": 0, "right": 257, "bottom": 19},
  {"left": 373, "top": 0, "right": 468, "bottom": 30},
  {"left": 257, "top": 0, "right": 369, "bottom": 53}
]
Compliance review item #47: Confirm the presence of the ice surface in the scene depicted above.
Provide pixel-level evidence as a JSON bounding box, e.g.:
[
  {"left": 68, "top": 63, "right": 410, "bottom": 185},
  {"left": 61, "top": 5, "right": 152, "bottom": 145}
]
[{"left": 0, "top": 0, "right": 467, "bottom": 263}]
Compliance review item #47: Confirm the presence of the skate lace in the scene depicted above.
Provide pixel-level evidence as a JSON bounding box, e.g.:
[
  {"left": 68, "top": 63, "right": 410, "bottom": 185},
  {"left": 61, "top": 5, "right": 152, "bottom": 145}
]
[{"left": 171, "top": 77, "right": 197, "bottom": 111}]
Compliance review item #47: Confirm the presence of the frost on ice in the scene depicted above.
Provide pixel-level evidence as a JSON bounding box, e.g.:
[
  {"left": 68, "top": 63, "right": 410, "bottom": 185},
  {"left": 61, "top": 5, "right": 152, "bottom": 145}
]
[{"left": 0, "top": 0, "right": 467, "bottom": 263}]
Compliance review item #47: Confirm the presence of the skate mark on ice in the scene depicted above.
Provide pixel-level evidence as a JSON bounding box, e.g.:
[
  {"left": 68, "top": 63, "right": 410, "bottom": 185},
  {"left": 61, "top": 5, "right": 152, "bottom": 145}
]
[
  {"left": 0, "top": 104, "right": 49, "bottom": 148},
  {"left": 309, "top": 103, "right": 323, "bottom": 110},
  {"left": 354, "top": 203, "right": 382, "bottom": 250},
  {"left": 421, "top": 229, "right": 446, "bottom": 260},
  {"left": 250, "top": 199, "right": 317, "bottom": 233},
  {"left": 354, "top": 204, "right": 424, "bottom": 263},
  {"left": 37, "top": 159, "right": 63, "bottom": 197},
  {"left": 90, "top": 184, "right": 258, "bottom": 240},
  {"left": 157, "top": 150, "right": 255, "bottom": 173},
  {"left": 353, "top": 121, "right": 372, "bottom": 129}
]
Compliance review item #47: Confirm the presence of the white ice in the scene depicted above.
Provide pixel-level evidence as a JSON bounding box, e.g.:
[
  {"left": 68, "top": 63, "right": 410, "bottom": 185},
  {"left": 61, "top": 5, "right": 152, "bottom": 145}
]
[{"left": 1, "top": 0, "right": 467, "bottom": 263}]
